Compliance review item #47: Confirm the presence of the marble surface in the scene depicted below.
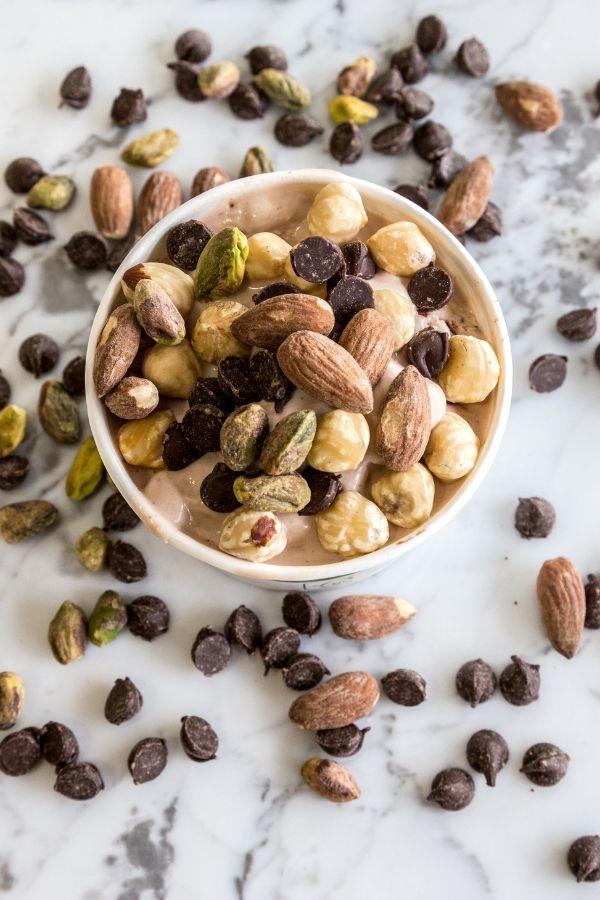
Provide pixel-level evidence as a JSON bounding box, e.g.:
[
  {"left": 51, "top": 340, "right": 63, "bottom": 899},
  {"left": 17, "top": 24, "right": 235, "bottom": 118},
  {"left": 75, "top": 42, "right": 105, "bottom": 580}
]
[{"left": 1, "top": 0, "right": 600, "bottom": 897}]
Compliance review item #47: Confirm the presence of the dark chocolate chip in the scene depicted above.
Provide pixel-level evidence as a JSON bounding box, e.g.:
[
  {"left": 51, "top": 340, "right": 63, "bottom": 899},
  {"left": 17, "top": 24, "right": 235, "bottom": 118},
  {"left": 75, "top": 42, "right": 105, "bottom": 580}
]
[
  {"left": 0, "top": 221, "right": 17, "bottom": 256},
  {"left": 191, "top": 627, "right": 232, "bottom": 676},
  {"left": 175, "top": 29, "right": 212, "bottom": 63},
  {"left": 416, "top": 15, "right": 448, "bottom": 54},
  {"left": 246, "top": 45, "right": 287, "bottom": 75},
  {"left": 514, "top": 497, "right": 555, "bottom": 538},
  {"left": 111, "top": 88, "right": 147, "bottom": 126},
  {"left": 413, "top": 121, "right": 453, "bottom": 161},
  {"left": 391, "top": 43, "right": 429, "bottom": 83},
  {"left": 106, "top": 233, "right": 138, "bottom": 273},
  {"left": 595, "top": 344, "right": 600, "bottom": 371},
  {"left": 61, "top": 356, "right": 86, "bottom": 396},
  {"left": 0, "top": 372, "right": 10, "bottom": 409},
  {"left": 396, "top": 87, "right": 434, "bottom": 120},
  {"left": 180, "top": 716, "right": 218, "bottom": 761},
  {"left": 584, "top": 574, "right": 600, "bottom": 629},
  {"left": 65, "top": 230, "right": 108, "bottom": 270},
  {"left": 229, "top": 82, "right": 268, "bottom": 119},
  {"left": 291, "top": 236, "right": 344, "bottom": 283},
  {"left": 253, "top": 281, "right": 301, "bottom": 304},
  {"left": 128, "top": 737, "right": 168, "bottom": 785},
  {"left": 200, "top": 463, "right": 240, "bottom": 513},
  {"left": 102, "top": 493, "right": 139, "bottom": 531},
  {"left": 371, "top": 120, "right": 414, "bottom": 154},
  {"left": 521, "top": 742, "right": 569, "bottom": 786},
  {"left": 467, "top": 201, "right": 502, "bottom": 242},
  {"left": 181, "top": 403, "right": 226, "bottom": 452},
  {"left": 316, "top": 724, "right": 370, "bottom": 757},
  {"left": 274, "top": 112, "right": 324, "bottom": 146},
  {"left": 365, "top": 68, "right": 404, "bottom": 104},
  {"left": 39, "top": 721, "right": 79, "bottom": 767},
  {"left": 4, "top": 157, "right": 45, "bottom": 193},
  {"left": 189, "top": 376, "right": 233, "bottom": 412},
  {"left": 283, "top": 653, "right": 330, "bottom": 690},
  {"left": 217, "top": 357, "right": 260, "bottom": 405},
  {"left": 466, "top": 729, "right": 509, "bottom": 787},
  {"left": 13, "top": 207, "right": 53, "bottom": 245},
  {"left": 455, "top": 658, "right": 497, "bottom": 707},
  {"left": 406, "top": 328, "right": 449, "bottom": 378},
  {"left": 529, "top": 354, "right": 568, "bottom": 393},
  {"left": 282, "top": 591, "right": 321, "bottom": 635},
  {"left": 407, "top": 266, "right": 453, "bottom": 312},
  {"left": 499, "top": 655, "right": 540, "bottom": 706},
  {"left": 556, "top": 307, "right": 597, "bottom": 341},
  {"left": 568, "top": 836, "right": 600, "bottom": 883},
  {"left": 0, "top": 257, "right": 25, "bottom": 296},
  {"left": 298, "top": 467, "right": 342, "bottom": 516},
  {"left": 162, "top": 421, "right": 202, "bottom": 470},
  {"left": 0, "top": 456, "right": 30, "bottom": 490},
  {"left": 19, "top": 333, "right": 59, "bottom": 377},
  {"left": 127, "top": 595, "right": 170, "bottom": 641},
  {"left": 225, "top": 604, "right": 263, "bottom": 653},
  {"left": 427, "top": 767, "right": 474, "bottom": 811},
  {"left": 330, "top": 121, "right": 363, "bottom": 164},
  {"left": 328, "top": 275, "right": 374, "bottom": 327},
  {"left": 107, "top": 540, "right": 147, "bottom": 583},
  {"left": 381, "top": 669, "right": 427, "bottom": 706},
  {"left": 393, "top": 183, "right": 430, "bottom": 211},
  {"left": 54, "top": 761, "right": 104, "bottom": 799},
  {"left": 260, "top": 626, "right": 300, "bottom": 673},
  {"left": 341, "top": 241, "right": 376, "bottom": 279},
  {"left": 105, "top": 677, "right": 143, "bottom": 725},
  {"left": 428, "top": 151, "right": 469, "bottom": 188},
  {"left": 0, "top": 728, "right": 41, "bottom": 776},
  {"left": 60, "top": 66, "right": 92, "bottom": 109},
  {"left": 167, "top": 60, "right": 205, "bottom": 102},
  {"left": 456, "top": 38, "right": 490, "bottom": 78},
  {"left": 249, "top": 350, "right": 294, "bottom": 406}
]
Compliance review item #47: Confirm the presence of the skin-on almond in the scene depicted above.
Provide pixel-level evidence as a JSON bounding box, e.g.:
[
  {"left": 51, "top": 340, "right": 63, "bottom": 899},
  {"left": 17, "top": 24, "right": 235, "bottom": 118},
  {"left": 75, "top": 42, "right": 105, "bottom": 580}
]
[
  {"left": 137, "top": 171, "right": 182, "bottom": 235},
  {"left": 339, "top": 308, "right": 395, "bottom": 386},
  {"left": 376, "top": 365, "right": 431, "bottom": 471},
  {"left": 277, "top": 331, "right": 374, "bottom": 414},
  {"left": 93, "top": 304, "right": 141, "bottom": 398},
  {"left": 495, "top": 81, "right": 562, "bottom": 133},
  {"left": 231, "top": 294, "right": 335, "bottom": 350},
  {"left": 536, "top": 556, "right": 585, "bottom": 659},
  {"left": 329, "top": 595, "right": 416, "bottom": 640},
  {"left": 90, "top": 165, "right": 134, "bottom": 240},
  {"left": 289, "top": 671, "right": 380, "bottom": 730},
  {"left": 104, "top": 376, "right": 159, "bottom": 420},
  {"left": 437, "top": 156, "right": 494, "bottom": 235}
]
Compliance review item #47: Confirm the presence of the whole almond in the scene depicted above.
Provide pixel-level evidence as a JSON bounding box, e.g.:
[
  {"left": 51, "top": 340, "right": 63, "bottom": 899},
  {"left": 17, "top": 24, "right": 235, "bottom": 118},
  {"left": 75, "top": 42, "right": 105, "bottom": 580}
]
[
  {"left": 495, "top": 81, "right": 562, "bottom": 133},
  {"left": 190, "top": 166, "right": 230, "bottom": 196},
  {"left": 339, "top": 308, "right": 395, "bottom": 385},
  {"left": 537, "top": 556, "right": 585, "bottom": 659},
  {"left": 277, "top": 331, "right": 374, "bottom": 414},
  {"left": 137, "top": 171, "right": 182, "bottom": 235},
  {"left": 104, "top": 376, "right": 159, "bottom": 420},
  {"left": 289, "top": 671, "right": 379, "bottom": 730},
  {"left": 90, "top": 165, "right": 134, "bottom": 240},
  {"left": 329, "top": 595, "right": 416, "bottom": 640},
  {"left": 437, "top": 155, "right": 494, "bottom": 235},
  {"left": 231, "top": 294, "right": 335, "bottom": 350},
  {"left": 93, "top": 304, "right": 141, "bottom": 398},
  {"left": 376, "top": 365, "right": 431, "bottom": 470}
]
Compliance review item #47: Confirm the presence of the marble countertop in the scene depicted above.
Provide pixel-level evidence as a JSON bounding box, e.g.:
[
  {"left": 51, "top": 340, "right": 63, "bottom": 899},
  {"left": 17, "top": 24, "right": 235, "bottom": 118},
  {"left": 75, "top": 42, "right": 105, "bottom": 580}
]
[{"left": 1, "top": 0, "right": 599, "bottom": 897}]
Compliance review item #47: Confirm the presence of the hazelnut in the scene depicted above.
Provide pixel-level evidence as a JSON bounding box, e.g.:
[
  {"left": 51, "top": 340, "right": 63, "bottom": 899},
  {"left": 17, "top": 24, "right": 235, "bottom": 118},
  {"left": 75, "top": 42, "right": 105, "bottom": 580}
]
[
  {"left": 219, "top": 508, "right": 287, "bottom": 561},
  {"left": 191, "top": 300, "right": 250, "bottom": 363},
  {"left": 141, "top": 341, "right": 201, "bottom": 399},
  {"left": 373, "top": 289, "right": 416, "bottom": 350},
  {"left": 117, "top": 409, "right": 175, "bottom": 468},
  {"left": 371, "top": 463, "right": 435, "bottom": 528},
  {"left": 246, "top": 232, "right": 292, "bottom": 281},
  {"left": 367, "top": 221, "right": 435, "bottom": 276},
  {"left": 424, "top": 412, "right": 479, "bottom": 482},
  {"left": 306, "top": 182, "right": 368, "bottom": 244},
  {"left": 436, "top": 334, "right": 500, "bottom": 403},
  {"left": 316, "top": 490, "right": 389, "bottom": 557},
  {"left": 307, "top": 410, "right": 370, "bottom": 472}
]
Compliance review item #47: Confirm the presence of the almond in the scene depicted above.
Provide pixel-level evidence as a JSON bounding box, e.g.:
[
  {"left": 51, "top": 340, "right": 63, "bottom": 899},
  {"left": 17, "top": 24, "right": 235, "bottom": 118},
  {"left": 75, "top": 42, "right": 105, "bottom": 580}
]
[
  {"left": 277, "top": 331, "right": 374, "bottom": 414},
  {"left": 329, "top": 595, "right": 416, "bottom": 640},
  {"left": 376, "top": 365, "right": 431, "bottom": 470},
  {"left": 121, "top": 262, "right": 194, "bottom": 319},
  {"left": 437, "top": 155, "right": 494, "bottom": 236},
  {"left": 93, "top": 304, "right": 141, "bottom": 398},
  {"left": 339, "top": 308, "right": 395, "bottom": 385},
  {"left": 289, "top": 671, "right": 379, "bottom": 730},
  {"left": 90, "top": 165, "right": 134, "bottom": 240},
  {"left": 495, "top": 81, "right": 562, "bottom": 133},
  {"left": 537, "top": 556, "right": 585, "bottom": 659},
  {"left": 137, "top": 171, "right": 182, "bottom": 236},
  {"left": 230, "top": 293, "right": 334, "bottom": 350}
]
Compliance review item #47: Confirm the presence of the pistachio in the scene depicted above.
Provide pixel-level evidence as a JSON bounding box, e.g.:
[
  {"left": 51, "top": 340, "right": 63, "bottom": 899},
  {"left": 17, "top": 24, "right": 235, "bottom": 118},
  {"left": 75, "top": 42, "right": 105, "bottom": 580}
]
[
  {"left": 194, "top": 226, "right": 249, "bottom": 300},
  {"left": 38, "top": 380, "right": 81, "bottom": 444},
  {"left": 26, "top": 175, "right": 76, "bottom": 211},
  {"left": 0, "top": 404, "right": 27, "bottom": 458},
  {"left": 48, "top": 601, "right": 88, "bottom": 665},
  {"left": 93, "top": 303, "right": 141, "bottom": 398},
  {"left": 142, "top": 341, "right": 201, "bottom": 398},
  {"left": 337, "top": 56, "right": 377, "bottom": 97},
  {"left": 75, "top": 526, "right": 110, "bottom": 572},
  {"left": 233, "top": 473, "right": 311, "bottom": 512},
  {"left": 88, "top": 590, "right": 127, "bottom": 647},
  {"left": 220, "top": 404, "right": 269, "bottom": 471},
  {"left": 301, "top": 757, "right": 361, "bottom": 803},
  {"left": 118, "top": 409, "right": 175, "bottom": 468},
  {"left": 259, "top": 409, "right": 317, "bottom": 475},
  {"left": 0, "top": 672, "right": 25, "bottom": 730},
  {"left": 191, "top": 300, "right": 250, "bottom": 363},
  {"left": 253, "top": 68, "right": 311, "bottom": 110},
  {"left": 198, "top": 60, "right": 240, "bottom": 98},
  {"left": 121, "top": 128, "right": 180, "bottom": 168},
  {"left": 104, "top": 376, "right": 159, "bottom": 420},
  {"left": 121, "top": 261, "right": 194, "bottom": 318},
  {"left": 328, "top": 95, "right": 379, "bottom": 125},
  {"left": 0, "top": 499, "right": 58, "bottom": 543},
  {"left": 65, "top": 436, "right": 104, "bottom": 501},
  {"left": 132, "top": 278, "right": 185, "bottom": 345},
  {"left": 240, "top": 146, "right": 274, "bottom": 177}
]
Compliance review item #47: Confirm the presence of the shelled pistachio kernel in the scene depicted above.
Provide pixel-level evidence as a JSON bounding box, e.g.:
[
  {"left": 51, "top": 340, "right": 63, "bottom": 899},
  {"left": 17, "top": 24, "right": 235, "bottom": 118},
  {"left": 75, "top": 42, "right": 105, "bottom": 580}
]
[
  {"left": 246, "top": 232, "right": 292, "bottom": 281},
  {"left": 38, "top": 380, "right": 81, "bottom": 444},
  {"left": 436, "top": 334, "right": 500, "bottom": 403},
  {"left": 0, "top": 405, "right": 27, "bottom": 458},
  {"left": 316, "top": 490, "right": 389, "bottom": 557},
  {"left": 233, "top": 473, "right": 311, "bottom": 513},
  {"left": 0, "top": 500, "right": 58, "bottom": 543},
  {"left": 191, "top": 300, "right": 250, "bottom": 363},
  {"left": 368, "top": 221, "right": 435, "bottom": 276},
  {"left": 0, "top": 672, "right": 25, "bottom": 730},
  {"left": 194, "top": 226, "right": 249, "bottom": 300},
  {"left": 371, "top": 463, "right": 435, "bottom": 528},
  {"left": 253, "top": 68, "right": 311, "bottom": 111},
  {"left": 259, "top": 409, "right": 317, "bottom": 475},
  {"left": 26, "top": 175, "right": 75, "bottom": 211},
  {"left": 281, "top": 255, "right": 326, "bottom": 297},
  {"left": 373, "top": 289, "right": 415, "bottom": 350},
  {"left": 76, "top": 526, "right": 110, "bottom": 572},
  {"left": 424, "top": 412, "right": 480, "bottom": 482},
  {"left": 240, "top": 146, "right": 273, "bottom": 178},
  {"left": 142, "top": 341, "right": 201, "bottom": 398},
  {"left": 219, "top": 508, "right": 287, "bottom": 561},
  {"left": 66, "top": 436, "right": 104, "bottom": 501},
  {"left": 48, "top": 601, "right": 88, "bottom": 665},
  {"left": 118, "top": 409, "right": 175, "bottom": 469},
  {"left": 328, "top": 95, "right": 379, "bottom": 125},
  {"left": 121, "top": 262, "right": 195, "bottom": 319},
  {"left": 307, "top": 182, "right": 368, "bottom": 244},
  {"left": 88, "top": 590, "right": 127, "bottom": 647},
  {"left": 132, "top": 279, "right": 185, "bottom": 346},
  {"left": 307, "top": 411, "right": 370, "bottom": 472},
  {"left": 220, "top": 404, "right": 269, "bottom": 472},
  {"left": 121, "top": 128, "right": 179, "bottom": 167}
]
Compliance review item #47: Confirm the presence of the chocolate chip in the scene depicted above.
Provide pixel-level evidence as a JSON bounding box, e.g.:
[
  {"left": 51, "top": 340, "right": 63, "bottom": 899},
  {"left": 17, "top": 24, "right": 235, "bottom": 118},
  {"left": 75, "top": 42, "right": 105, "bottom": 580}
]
[
  {"left": 397, "top": 87, "right": 434, "bottom": 120},
  {"left": 391, "top": 43, "right": 429, "bottom": 83},
  {"left": 584, "top": 575, "right": 600, "bottom": 629},
  {"left": 189, "top": 376, "right": 233, "bottom": 412},
  {"left": 298, "top": 467, "right": 342, "bottom": 516},
  {"left": 104, "top": 677, "right": 143, "bottom": 725},
  {"left": 274, "top": 112, "right": 324, "bottom": 146},
  {"left": 60, "top": 66, "right": 92, "bottom": 109},
  {"left": 556, "top": 308, "right": 597, "bottom": 341},
  {"left": 413, "top": 121, "right": 453, "bottom": 161},
  {"left": 427, "top": 767, "right": 474, "bottom": 811},
  {"left": 167, "top": 60, "right": 205, "bottom": 102},
  {"left": 456, "top": 658, "right": 497, "bottom": 707},
  {"left": 515, "top": 497, "right": 555, "bottom": 538},
  {"left": 393, "top": 184, "right": 430, "bottom": 211},
  {"left": 0, "top": 372, "right": 10, "bottom": 409},
  {"left": 246, "top": 45, "right": 287, "bottom": 75},
  {"left": 521, "top": 742, "right": 569, "bottom": 786},
  {"left": 182, "top": 403, "right": 226, "bottom": 452},
  {"left": 55, "top": 762, "right": 104, "bottom": 799},
  {"left": 456, "top": 38, "right": 490, "bottom": 78},
  {"left": 0, "top": 456, "right": 30, "bottom": 490},
  {"left": 250, "top": 350, "right": 294, "bottom": 407},
  {"left": 111, "top": 88, "right": 147, "bottom": 126},
  {"left": 428, "top": 150, "right": 469, "bottom": 188},
  {"left": 0, "top": 257, "right": 25, "bottom": 296},
  {"left": 529, "top": 354, "right": 568, "bottom": 393},
  {"left": 200, "top": 463, "right": 240, "bottom": 513},
  {"left": 162, "top": 421, "right": 202, "bottom": 470},
  {"left": 107, "top": 540, "right": 147, "bottom": 583},
  {"left": 568, "top": 836, "right": 600, "bottom": 883},
  {"left": 283, "top": 653, "right": 330, "bottom": 690},
  {"left": 467, "top": 201, "right": 502, "bottom": 242},
  {"left": 229, "top": 82, "right": 268, "bottom": 119},
  {"left": 381, "top": 669, "right": 427, "bottom": 706},
  {"left": 316, "top": 724, "right": 370, "bottom": 757},
  {"left": 282, "top": 591, "right": 321, "bottom": 635},
  {"left": 499, "top": 655, "right": 540, "bottom": 706},
  {"left": 175, "top": 29, "right": 212, "bottom": 63},
  {"left": 371, "top": 120, "right": 414, "bottom": 154},
  {"left": 127, "top": 595, "right": 170, "bottom": 641},
  {"left": 60, "top": 356, "right": 85, "bottom": 397},
  {"left": 330, "top": 121, "right": 363, "bottom": 164},
  {"left": 225, "top": 605, "right": 263, "bottom": 653},
  {"left": 180, "top": 716, "right": 218, "bottom": 762},
  {"left": 253, "top": 281, "right": 301, "bottom": 304},
  {"left": 0, "top": 221, "right": 17, "bottom": 257},
  {"left": 102, "top": 493, "right": 139, "bottom": 531},
  {"left": 4, "top": 157, "right": 45, "bottom": 193},
  {"left": 0, "top": 728, "right": 41, "bottom": 776},
  {"left": 328, "top": 275, "right": 374, "bottom": 327},
  {"left": 106, "top": 233, "right": 138, "bottom": 273},
  {"left": 19, "top": 333, "right": 59, "bottom": 377},
  {"left": 407, "top": 266, "right": 453, "bottom": 312},
  {"left": 341, "top": 241, "right": 376, "bottom": 279},
  {"left": 365, "top": 68, "right": 404, "bottom": 103},
  {"left": 260, "top": 626, "right": 300, "bottom": 673},
  {"left": 39, "top": 721, "right": 79, "bottom": 767},
  {"left": 191, "top": 627, "right": 232, "bottom": 676},
  {"left": 406, "top": 328, "right": 449, "bottom": 379},
  {"left": 217, "top": 357, "right": 260, "bottom": 405},
  {"left": 13, "top": 207, "right": 52, "bottom": 246},
  {"left": 65, "top": 230, "right": 108, "bottom": 270},
  {"left": 416, "top": 15, "right": 447, "bottom": 54},
  {"left": 595, "top": 345, "right": 600, "bottom": 371},
  {"left": 128, "top": 737, "right": 168, "bottom": 785},
  {"left": 466, "top": 729, "right": 509, "bottom": 787},
  {"left": 291, "top": 236, "right": 344, "bottom": 283}
]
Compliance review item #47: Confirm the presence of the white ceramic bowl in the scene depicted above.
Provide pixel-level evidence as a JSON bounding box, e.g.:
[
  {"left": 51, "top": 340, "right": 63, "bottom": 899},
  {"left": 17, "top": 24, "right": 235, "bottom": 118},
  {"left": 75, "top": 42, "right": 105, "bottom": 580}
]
[{"left": 87, "top": 168, "right": 512, "bottom": 591}]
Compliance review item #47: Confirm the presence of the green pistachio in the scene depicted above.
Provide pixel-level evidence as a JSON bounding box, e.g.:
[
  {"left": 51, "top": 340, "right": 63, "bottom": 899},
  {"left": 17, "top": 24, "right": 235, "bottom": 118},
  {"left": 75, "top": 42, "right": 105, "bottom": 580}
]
[
  {"left": 194, "top": 226, "right": 249, "bottom": 300},
  {"left": 88, "top": 590, "right": 127, "bottom": 647},
  {"left": 66, "top": 436, "right": 104, "bottom": 501},
  {"left": 0, "top": 405, "right": 27, "bottom": 458},
  {"left": 38, "top": 380, "right": 81, "bottom": 444},
  {"left": 121, "top": 128, "right": 180, "bottom": 168},
  {"left": 0, "top": 672, "right": 25, "bottom": 730},
  {"left": 26, "top": 174, "right": 76, "bottom": 210},
  {"left": 234, "top": 473, "right": 311, "bottom": 512},
  {"left": 133, "top": 278, "right": 185, "bottom": 345},
  {"left": 254, "top": 68, "right": 311, "bottom": 110},
  {"left": 48, "top": 601, "right": 88, "bottom": 665},
  {"left": 0, "top": 500, "right": 58, "bottom": 544},
  {"left": 220, "top": 403, "right": 269, "bottom": 471},
  {"left": 328, "top": 95, "right": 379, "bottom": 125},
  {"left": 197, "top": 60, "right": 240, "bottom": 98},
  {"left": 239, "top": 146, "right": 274, "bottom": 177},
  {"left": 75, "top": 526, "right": 110, "bottom": 572},
  {"left": 259, "top": 409, "right": 316, "bottom": 475}
]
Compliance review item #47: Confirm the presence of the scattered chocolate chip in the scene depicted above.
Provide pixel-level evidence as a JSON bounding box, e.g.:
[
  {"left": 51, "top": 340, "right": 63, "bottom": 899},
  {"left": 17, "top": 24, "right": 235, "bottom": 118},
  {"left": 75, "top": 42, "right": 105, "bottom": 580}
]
[
  {"left": 365, "top": 68, "right": 404, "bottom": 103},
  {"left": 282, "top": 591, "right": 321, "bottom": 635},
  {"left": 397, "top": 87, "right": 434, "bottom": 120},
  {"left": 568, "top": 836, "right": 600, "bottom": 883},
  {"left": 556, "top": 308, "right": 597, "bottom": 341},
  {"left": 298, "top": 467, "right": 342, "bottom": 516},
  {"left": 341, "top": 241, "right": 376, "bottom": 279},
  {"left": 4, "top": 157, "right": 45, "bottom": 193},
  {"left": 407, "top": 266, "right": 453, "bottom": 312},
  {"left": 521, "top": 742, "right": 569, "bottom": 786},
  {"left": 217, "top": 357, "right": 260, "bottom": 405},
  {"left": 65, "top": 230, "right": 108, "bottom": 270},
  {"left": 0, "top": 456, "right": 30, "bottom": 490},
  {"left": 283, "top": 653, "right": 330, "bottom": 690},
  {"left": 467, "top": 201, "right": 502, "bottom": 242},
  {"left": 0, "top": 222, "right": 17, "bottom": 257},
  {"left": 39, "top": 721, "right": 79, "bottom": 767},
  {"left": 595, "top": 345, "right": 600, "bottom": 371},
  {"left": 229, "top": 82, "right": 268, "bottom": 119},
  {"left": 189, "top": 376, "right": 233, "bottom": 412},
  {"left": 60, "top": 356, "right": 86, "bottom": 397},
  {"left": 59, "top": 66, "right": 92, "bottom": 109},
  {"left": 330, "top": 121, "right": 363, "bottom": 164},
  {"left": 416, "top": 14, "right": 447, "bottom": 54},
  {"left": 111, "top": 88, "right": 147, "bottom": 126},
  {"left": 328, "top": 275, "right": 374, "bottom": 327},
  {"left": 260, "top": 626, "right": 300, "bottom": 673},
  {"left": 253, "top": 281, "right": 301, "bottom": 304},
  {"left": 250, "top": 350, "right": 294, "bottom": 406},
  {"left": 200, "top": 463, "right": 240, "bottom": 513},
  {"left": 456, "top": 38, "right": 490, "bottom": 78},
  {"left": 499, "top": 655, "right": 540, "bottom": 706},
  {"left": 180, "top": 716, "right": 218, "bottom": 762},
  {"left": 0, "top": 257, "right": 25, "bottom": 296},
  {"left": 13, "top": 207, "right": 53, "bottom": 245},
  {"left": 127, "top": 595, "right": 170, "bottom": 641},
  {"left": 175, "top": 29, "right": 212, "bottom": 63},
  {"left": 162, "top": 421, "right": 202, "bottom": 470},
  {"left": 274, "top": 112, "right": 324, "bottom": 146},
  {"left": 406, "top": 328, "right": 449, "bottom": 378},
  {"left": 182, "top": 403, "right": 226, "bottom": 453},
  {"left": 0, "top": 372, "right": 10, "bottom": 409},
  {"left": 0, "top": 728, "right": 41, "bottom": 776},
  {"left": 191, "top": 627, "right": 232, "bottom": 676},
  {"left": 413, "top": 121, "right": 453, "bottom": 161},
  {"left": 19, "top": 333, "right": 59, "bottom": 377},
  {"left": 104, "top": 677, "right": 143, "bottom": 725},
  {"left": 167, "top": 60, "right": 205, "bottom": 102},
  {"left": 246, "top": 45, "right": 287, "bottom": 75},
  {"left": 316, "top": 724, "right": 370, "bottom": 757},
  {"left": 515, "top": 497, "right": 555, "bottom": 538},
  {"left": 107, "top": 540, "right": 147, "bottom": 583},
  {"left": 291, "top": 236, "right": 344, "bottom": 283},
  {"left": 529, "top": 354, "right": 568, "bottom": 393},
  {"left": 128, "top": 737, "right": 168, "bottom": 785},
  {"left": 428, "top": 150, "right": 469, "bottom": 188},
  {"left": 381, "top": 669, "right": 427, "bottom": 706},
  {"left": 391, "top": 43, "right": 429, "bottom": 83},
  {"left": 466, "top": 729, "right": 509, "bottom": 787},
  {"left": 455, "top": 658, "right": 497, "bottom": 707},
  {"left": 106, "top": 233, "right": 138, "bottom": 273},
  {"left": 371, "top": 120, "right": 414, "bottom": 154},
  {"left": 102, "top": 493, "right": 139, "bottom": 531},
  {"left": 225, "top": 605, "right": 263, "bottom": 653},
  {"left": 427, "top": 767, "right": 474, "bottom": 811},
  {"left": 54, "top": 761, "right": 104, "bottom": 799},
  {"left": 393, "top": 183, "right": 430, "bottom": 210},
  {"left": 584, "top": 574, "right": 600, "bottom": 629}
]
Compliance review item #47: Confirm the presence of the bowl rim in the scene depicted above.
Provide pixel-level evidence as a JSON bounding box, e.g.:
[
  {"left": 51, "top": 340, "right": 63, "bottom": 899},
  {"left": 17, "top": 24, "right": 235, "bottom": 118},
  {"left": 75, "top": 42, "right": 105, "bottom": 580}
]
[{"left": 86, "top": 167, "right": 513, "bottom": 584}]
